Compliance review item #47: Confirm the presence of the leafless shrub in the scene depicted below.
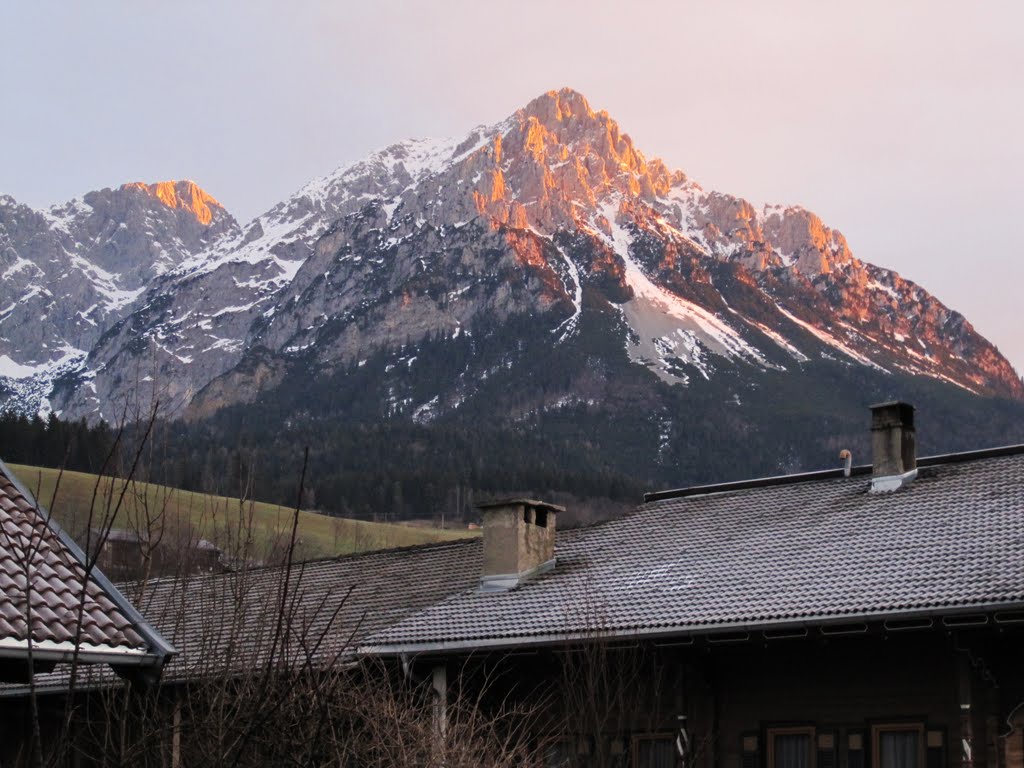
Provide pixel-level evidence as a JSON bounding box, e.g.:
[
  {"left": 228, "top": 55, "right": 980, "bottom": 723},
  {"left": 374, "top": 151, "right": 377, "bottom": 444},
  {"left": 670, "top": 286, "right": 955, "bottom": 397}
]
[{"left": 342, "top": 658, "right": 547, "bottom": 768}]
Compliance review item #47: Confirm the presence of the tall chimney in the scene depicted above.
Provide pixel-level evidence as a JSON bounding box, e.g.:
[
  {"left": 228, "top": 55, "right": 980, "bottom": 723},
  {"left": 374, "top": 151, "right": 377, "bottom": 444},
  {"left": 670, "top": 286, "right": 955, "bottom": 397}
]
[
  {"left": 477, "top": 498, "right": 563, "bottom": 592},
  {"left": 870, "top": 401, "right": 917, "bottom": 492}
]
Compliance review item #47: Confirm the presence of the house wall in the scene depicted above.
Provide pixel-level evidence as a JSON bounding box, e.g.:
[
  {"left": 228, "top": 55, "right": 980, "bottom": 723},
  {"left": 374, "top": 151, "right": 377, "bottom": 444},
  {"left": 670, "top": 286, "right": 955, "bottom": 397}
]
[
  {"left": 704, "top": 633, "right": 960, "bottom": 768},
  {"left": 691, "top": 627, "right": 1021, "bottom": 768},
  {"left": 445, "top": 624, "right": 1023, "bottom": 768},
  {"left": 0, "top": 694, "right": 85, "bottom": 768},
  {"left": 0, "top": 699, "right": 35, "bottom": 766}
]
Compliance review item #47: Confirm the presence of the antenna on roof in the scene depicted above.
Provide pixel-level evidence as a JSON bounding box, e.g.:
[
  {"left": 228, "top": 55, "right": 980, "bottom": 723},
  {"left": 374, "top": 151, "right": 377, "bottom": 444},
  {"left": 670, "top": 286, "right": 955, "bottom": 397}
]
[{"left": 839, "top": 449, "right": 852, "bottom": 478}]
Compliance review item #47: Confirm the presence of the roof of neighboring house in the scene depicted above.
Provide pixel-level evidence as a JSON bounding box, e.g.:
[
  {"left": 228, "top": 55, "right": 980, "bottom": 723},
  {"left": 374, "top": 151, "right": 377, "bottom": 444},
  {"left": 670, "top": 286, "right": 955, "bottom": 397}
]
[
  {"left": 0, "top": 460, "right": 175, "bottom": 668},
  {"left": 128, "top": 536, "right": 480, "bottom": 682},
  {"left": 361, "top": 445, "right": 1024, "bottom": 654},
  {"left": 0, "top": 535, "right": 480, "bottom": 695}
]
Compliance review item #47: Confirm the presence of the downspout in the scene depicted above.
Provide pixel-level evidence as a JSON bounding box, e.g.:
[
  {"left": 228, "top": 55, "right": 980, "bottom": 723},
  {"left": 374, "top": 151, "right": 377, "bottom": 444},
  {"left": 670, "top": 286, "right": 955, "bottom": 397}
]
[
  {"left": 676, "top": 714, "right": 690, "bottom": 766},
  {"left": 399, "top": 653, "right": 420, "bottom": 683},
  {"left": 953, "top": 635, "right": 1003, "bottom": 768},
  {"left": 674, "top": 660, "right": 691, "bottom": 767},
  {"left": 959, "top": 658, "right": 974, "bottom": 768}
]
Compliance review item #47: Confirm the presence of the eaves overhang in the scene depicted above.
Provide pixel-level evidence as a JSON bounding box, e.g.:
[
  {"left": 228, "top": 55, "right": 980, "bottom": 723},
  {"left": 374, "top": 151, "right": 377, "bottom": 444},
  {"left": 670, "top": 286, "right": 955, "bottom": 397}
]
[
  {"left": 357, "top": 599, "right": 1024, "bottom": 658},
  {"left": 0, "top": 638, "right": 162, "bottom": 667}
]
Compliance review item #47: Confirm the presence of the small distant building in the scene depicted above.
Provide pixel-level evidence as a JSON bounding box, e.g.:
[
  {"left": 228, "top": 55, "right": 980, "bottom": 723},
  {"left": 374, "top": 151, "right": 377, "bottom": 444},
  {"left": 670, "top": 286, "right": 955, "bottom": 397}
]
[{"left": 96, "top": 528, "right": 224, "bottom": 580}]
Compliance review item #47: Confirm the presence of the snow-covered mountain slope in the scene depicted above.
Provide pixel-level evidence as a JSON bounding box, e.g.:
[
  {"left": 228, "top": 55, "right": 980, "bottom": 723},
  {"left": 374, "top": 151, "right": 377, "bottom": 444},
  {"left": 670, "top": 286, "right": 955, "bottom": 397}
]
[
  {"left": 0, "top": 181, "right": 238, "bottom": 414},
  {"left": 4, "top": 89, "right": 1020, "bottom": 422}
]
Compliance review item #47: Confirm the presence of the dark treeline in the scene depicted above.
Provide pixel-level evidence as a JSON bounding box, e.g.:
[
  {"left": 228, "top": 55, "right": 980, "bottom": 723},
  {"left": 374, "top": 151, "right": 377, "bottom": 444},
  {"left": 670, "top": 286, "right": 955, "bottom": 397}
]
[
  {"left": 0, "top": 410, "right": 645, "bottom": 523},
  {"left": 3, "top": 375, "right": 1023, "bottom": 526},
  {"left": 144, "top": 418, "right": 646, "bottom": 523},
  {"left": 0, "top": 412, "right": 116, "bottom": 475}
]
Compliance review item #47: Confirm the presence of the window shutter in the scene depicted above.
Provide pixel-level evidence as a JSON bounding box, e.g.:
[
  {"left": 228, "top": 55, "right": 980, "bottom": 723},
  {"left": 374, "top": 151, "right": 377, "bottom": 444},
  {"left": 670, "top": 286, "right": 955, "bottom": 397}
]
[
  {"left": 817, "top": 730, "right": 838, "bottom": 768},
  {"left": 740, "top": 732, "right": 759, "bottom": 768},
  {"left": 847, "top": 730, "right": 866, "bottom": 768}
]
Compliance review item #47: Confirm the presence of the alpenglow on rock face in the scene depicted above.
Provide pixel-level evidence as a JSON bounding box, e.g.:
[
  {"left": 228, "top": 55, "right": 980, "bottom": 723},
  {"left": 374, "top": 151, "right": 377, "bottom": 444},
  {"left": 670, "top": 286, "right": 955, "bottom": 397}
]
[
  {"left": 0, "top": 181, "right": 238, "bottom": 413},
  {"left": 1, "top": 89, "right": 1021, "bottom": 422}
]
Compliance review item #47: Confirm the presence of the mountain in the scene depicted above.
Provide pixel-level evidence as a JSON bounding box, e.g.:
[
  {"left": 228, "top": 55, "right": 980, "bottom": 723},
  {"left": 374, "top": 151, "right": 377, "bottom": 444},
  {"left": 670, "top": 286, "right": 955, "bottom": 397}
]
[
  {"left": 0, "top": 181, "right": 238, "bottom": 413},
  {"left": 1, "top": 89, "right": 1022, "bottom": 502}
]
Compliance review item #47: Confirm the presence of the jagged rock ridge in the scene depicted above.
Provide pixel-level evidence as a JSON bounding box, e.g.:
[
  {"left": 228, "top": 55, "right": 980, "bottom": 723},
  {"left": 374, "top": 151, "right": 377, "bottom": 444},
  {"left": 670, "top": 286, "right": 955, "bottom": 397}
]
[
  {"left": 0, "top": 181, "right": 238, "bottom": 413},
  {"left": 1, "top": 89, "right": 1020, "bottom": 424}
]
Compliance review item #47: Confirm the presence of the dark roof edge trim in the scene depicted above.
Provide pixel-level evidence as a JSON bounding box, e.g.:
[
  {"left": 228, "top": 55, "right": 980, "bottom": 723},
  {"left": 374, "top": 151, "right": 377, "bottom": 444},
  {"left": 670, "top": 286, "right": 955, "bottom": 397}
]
[
  {"left": 0, "top": 459, "right": 177, "bottom": 661},
  {"left": 359, "top": 599, "right": 1024, "bottom": 657},
  {"left": 0, "top": 645, "right": 156, "bottom": 666},
  {"left": 915, "top": 442, "right": 1024, "bottom": 467},
  {"left": 644, "top": 443, "right": 1024, "bottom": 502},
  {"left": 644, "top": 466, "right": 870, "bottom": 502}
]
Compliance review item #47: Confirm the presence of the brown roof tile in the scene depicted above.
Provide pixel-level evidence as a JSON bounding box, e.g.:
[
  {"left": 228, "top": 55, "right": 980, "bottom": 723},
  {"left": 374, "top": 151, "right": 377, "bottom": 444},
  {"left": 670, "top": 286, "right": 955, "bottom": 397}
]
[{"left": 0, "top": 462, "right": 172, "bottom": 660}]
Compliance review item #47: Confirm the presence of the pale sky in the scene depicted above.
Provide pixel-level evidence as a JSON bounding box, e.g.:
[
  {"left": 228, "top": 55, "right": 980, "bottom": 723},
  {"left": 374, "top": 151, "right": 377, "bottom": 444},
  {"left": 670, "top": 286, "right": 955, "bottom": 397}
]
[{"left": 2, "top": 1, "right": 1021, "bottom": 376}]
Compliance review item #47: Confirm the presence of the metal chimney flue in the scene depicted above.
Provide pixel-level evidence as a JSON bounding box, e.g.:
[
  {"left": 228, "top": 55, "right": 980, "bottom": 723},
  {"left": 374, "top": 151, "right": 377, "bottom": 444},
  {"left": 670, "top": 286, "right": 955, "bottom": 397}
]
[{"left": 869, "top": 401, "right": 917, "bottom": 492}]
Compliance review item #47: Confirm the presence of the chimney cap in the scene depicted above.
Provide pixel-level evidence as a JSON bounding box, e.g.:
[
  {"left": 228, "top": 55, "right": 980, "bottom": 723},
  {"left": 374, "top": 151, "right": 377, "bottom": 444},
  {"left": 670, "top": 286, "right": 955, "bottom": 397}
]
[
  {"left": 869, "top": 400, "right": 915, "bottom": 412},
  {"left": 475, "top": 498, "right": 566, "bottom": 514},
  {"left": 870, "top": 401, "right": 915, "bottom": 428}
]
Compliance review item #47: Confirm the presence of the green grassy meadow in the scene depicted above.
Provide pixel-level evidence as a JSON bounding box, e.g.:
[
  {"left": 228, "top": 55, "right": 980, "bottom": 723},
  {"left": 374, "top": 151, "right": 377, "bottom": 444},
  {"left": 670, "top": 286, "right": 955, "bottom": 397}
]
[{"left": 7, "top": 463, "right": 474, "bottom": 563}]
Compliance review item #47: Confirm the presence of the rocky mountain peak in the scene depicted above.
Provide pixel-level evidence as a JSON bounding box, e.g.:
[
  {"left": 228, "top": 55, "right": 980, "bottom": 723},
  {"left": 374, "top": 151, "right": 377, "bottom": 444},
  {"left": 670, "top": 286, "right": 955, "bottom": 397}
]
[
  {"left": 438, "top": 89, "right": 679, "bottom": 237},
  {"left": 121, "top": 180, "right": 225, "bottom": 226},
  {"left": 0, "top": 179, "right": 240, "bottom": 412},
  {"left": 509, "top": 88, "right": 669, "bottom": 195},
  {"left": 519, "top": 88, "right": 596, "bottom": 127}
]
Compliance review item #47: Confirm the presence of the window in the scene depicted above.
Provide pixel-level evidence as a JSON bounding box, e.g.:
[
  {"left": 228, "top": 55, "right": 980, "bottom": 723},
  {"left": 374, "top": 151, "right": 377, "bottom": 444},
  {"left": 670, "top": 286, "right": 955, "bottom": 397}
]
[
  {"left": 543, "top": 737, "right": 597, "bottom": 767},
  {"left": 872, "top": 724, "right": 925, "bottom": 768},
  {"left": 633, "top": 734, "right": 676, "bottom": 768},
  {"left": 767, "top": 727, "right": 815, "bottom": 768}
]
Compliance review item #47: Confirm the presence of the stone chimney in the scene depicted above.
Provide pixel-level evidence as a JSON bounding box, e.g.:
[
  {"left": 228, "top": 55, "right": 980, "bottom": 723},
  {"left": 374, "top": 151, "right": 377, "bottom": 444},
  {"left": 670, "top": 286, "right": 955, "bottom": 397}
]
[
  {"left": 870, "top": 401, "right": 917, "bottom": 492},
  {"left": 477, "top": 498, "right": 563, "bottom": 592}
]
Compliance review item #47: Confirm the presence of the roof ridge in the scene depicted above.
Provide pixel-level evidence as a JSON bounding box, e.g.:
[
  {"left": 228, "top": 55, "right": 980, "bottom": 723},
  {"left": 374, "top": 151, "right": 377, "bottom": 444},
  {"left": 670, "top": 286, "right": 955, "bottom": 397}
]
[
  {"left": 127, "top": 532, "right": 481, "bottom": 589},
  {"left": 643, "top": 443, "right": 1024, "bottom": 503},
  {"left": 916, "top": 442, "right": 1024, "bottom": 466}
]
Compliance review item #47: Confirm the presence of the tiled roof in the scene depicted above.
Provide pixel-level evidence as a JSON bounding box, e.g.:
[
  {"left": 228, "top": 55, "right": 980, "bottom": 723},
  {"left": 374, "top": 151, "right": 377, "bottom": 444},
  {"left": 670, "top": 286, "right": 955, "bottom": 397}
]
[
  {"left": 124, "top": 536, "right": 482, "bottom": 682},
  {"left": 362, "top": 447, "right": 1024, "bottom": 652},
  {"left": 0, "top": 461, "right": 173, "bottom": 665},
  {"left": 2, "top": 535, "right": 481, "bottom": 695}
]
